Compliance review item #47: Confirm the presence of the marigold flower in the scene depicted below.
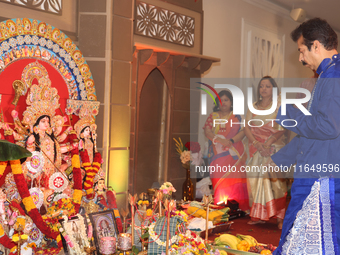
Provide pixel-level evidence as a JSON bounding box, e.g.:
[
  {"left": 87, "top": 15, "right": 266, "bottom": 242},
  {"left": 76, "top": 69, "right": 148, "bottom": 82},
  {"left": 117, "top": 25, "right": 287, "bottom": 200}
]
[{"left": 21, "top": 234, "right": 28, "bottom": 240}]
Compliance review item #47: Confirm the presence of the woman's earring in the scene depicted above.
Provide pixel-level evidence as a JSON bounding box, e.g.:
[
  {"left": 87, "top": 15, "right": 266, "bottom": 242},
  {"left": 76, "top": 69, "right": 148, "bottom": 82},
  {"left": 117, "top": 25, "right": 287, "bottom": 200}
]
[
  {"left": 260, "top": 95, "right": 263, "bottom": 100},
  {"left": 47, "top": 127, "right": 52, "bottom": 135},
  {"left": 33, "top": 126, "right": 39, "bottom": 134}
]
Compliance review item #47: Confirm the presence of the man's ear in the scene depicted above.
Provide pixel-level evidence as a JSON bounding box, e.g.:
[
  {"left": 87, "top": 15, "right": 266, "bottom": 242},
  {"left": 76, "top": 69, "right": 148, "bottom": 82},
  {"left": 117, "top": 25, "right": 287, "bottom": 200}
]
[{"left": 313, "top": 40, "right": 322, "bottom": 53}]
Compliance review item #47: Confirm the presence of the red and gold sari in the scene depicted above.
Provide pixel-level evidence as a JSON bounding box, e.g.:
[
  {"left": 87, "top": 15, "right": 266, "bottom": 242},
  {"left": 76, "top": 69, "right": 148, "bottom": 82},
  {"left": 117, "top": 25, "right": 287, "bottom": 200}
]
[
  {"left": 204, "top": 112, "right": 249, "bottom": 210},
  {"left": 246, "top": 103, "right": 287, "bottom": 221}
]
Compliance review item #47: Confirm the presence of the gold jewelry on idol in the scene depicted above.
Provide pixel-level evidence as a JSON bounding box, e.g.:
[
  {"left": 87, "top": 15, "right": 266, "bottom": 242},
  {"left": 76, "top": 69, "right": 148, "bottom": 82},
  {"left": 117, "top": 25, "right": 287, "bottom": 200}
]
[
  {"left": 46, "top": 126, "right": 52, "bottom": 135},
  {"left": 74, "top": 116, "right": 96, "bottom": 140},
  {"left": 21, "top": 62, "right": 60, "bottom": 131}
]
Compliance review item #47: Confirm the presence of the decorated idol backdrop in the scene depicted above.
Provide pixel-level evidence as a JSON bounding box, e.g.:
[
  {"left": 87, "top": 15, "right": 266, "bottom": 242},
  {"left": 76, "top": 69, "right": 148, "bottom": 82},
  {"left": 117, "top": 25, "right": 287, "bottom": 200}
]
[{"left": 0, "top": 18, "right": 121, "bottom": 255}]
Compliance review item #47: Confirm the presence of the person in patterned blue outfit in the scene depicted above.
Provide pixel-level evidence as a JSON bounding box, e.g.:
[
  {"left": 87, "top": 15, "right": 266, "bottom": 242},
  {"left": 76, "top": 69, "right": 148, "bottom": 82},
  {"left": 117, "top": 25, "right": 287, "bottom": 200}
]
[{"left": 272, "top": 18, "right": 340, "bottom": 254}]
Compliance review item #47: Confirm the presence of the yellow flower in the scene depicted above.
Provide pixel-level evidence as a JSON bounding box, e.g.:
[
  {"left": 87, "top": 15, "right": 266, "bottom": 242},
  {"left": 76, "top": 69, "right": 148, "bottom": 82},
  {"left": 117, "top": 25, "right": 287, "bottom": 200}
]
[
  {"left": 10, "top": 161, "right": 23, "bottom": 174},
  {"left": 146, "top": 209, "right": 153, "bottom": 217},
  {"left": 143, "top": 201, "right": 149, "bottom": 205},
  {"left": 21, "top": 234, "right": 28, "bottom": 240},
  {"left": 0, "top": 161, "right": 7, "bottom": 176},
  {"left": 0, "top": 225, "right": 4, "bottom": 236},
  {"left": 16, "top": 218, "right": 26, "bottom": 226},
  {"left": 198, "top": 243, "right": 205, "bottom": 250},
  {"left": 27, "top": 242, "right": 37, "bottom": 248},
  {"left": 12, "top": 234, "right": 19, "bottom": 242},
  {"left": 22, "top": 197, "right": 36, "bottom": 213},
  {"left": 71, "top": 155, "right": 80, "bottom": 168},
  {"left": 138, "top": 200, "right": 143, "bottom": 205}
]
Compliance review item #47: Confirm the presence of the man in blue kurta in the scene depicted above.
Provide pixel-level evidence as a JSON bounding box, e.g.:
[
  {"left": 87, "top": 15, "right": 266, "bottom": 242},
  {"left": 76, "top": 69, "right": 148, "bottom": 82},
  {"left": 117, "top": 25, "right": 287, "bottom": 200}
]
[{"left": 272, "top": 18, "right": 340, "bottom": 254}]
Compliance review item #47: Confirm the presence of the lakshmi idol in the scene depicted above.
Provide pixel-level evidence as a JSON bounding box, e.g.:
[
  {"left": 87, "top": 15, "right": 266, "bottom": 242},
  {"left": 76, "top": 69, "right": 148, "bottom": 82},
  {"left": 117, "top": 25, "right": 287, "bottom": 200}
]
[
  {"left": 74, "top": 112, "right": 102, "bottom": 200},
  {"left": 76, "top": 116, "right": 97, "bottom": 164}
]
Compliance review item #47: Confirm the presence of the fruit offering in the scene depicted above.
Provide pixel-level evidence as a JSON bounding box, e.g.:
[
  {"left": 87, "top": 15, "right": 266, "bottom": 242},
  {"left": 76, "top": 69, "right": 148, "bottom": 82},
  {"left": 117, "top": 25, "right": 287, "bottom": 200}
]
[
  {"left": 214, "top": 233, "right": 276, "bottom": 254},
  {"left": 237, "top": 240, "right": 250, "bottom": 251},
  {"left": 215, "top": 234, "right": 241, "bottom": 250},
  {"left": 249, "top": 244, "right": 276, "bottom": 254}
]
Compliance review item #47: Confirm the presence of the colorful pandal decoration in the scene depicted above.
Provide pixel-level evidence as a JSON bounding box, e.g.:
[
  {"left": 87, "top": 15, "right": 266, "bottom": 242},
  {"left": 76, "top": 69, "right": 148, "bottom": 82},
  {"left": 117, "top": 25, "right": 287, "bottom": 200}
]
[
  {"left": 0, "top": 18, "right": 109, "bottom": 254},
  {"left": 0, "top": 63, "right": 99, "bottom": 253},
  {"left": 0, "top": 18, "right": 96, "bottom": 101}
]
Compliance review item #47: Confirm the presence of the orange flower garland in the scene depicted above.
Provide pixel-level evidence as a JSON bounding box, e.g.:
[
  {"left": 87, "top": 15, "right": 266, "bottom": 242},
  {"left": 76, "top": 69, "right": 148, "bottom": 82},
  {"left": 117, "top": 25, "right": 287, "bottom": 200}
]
[
  {"left": 0, "top": 161, "right": 7, "bottom": 177},
  {"left": 9, "top": 160, "right": 61, "bottom": 246},
  {"left": 1, "top": 125, "right": 84, "bottom": 250},
  {"left": 71, "top": 148, "right": 82, "bottom": 213},
  {"left": 0, "top": 135, "right": 17, "bottom": 252},
  {"left": 80, "top": 150, "right": 102, "bottom": 199}
]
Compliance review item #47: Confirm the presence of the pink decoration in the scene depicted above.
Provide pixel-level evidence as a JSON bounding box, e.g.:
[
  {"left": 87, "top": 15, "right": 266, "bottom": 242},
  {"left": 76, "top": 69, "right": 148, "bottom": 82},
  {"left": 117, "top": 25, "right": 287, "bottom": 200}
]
[{"left": 99, "top": 237, "right": 116, "bottom": 254}]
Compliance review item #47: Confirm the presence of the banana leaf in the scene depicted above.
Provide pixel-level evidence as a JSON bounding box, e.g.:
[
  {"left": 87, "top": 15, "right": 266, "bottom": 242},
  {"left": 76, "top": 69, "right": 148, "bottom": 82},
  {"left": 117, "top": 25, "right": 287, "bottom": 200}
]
[{"left": 0, "top": 139, "right": 32, "bottom": 161}]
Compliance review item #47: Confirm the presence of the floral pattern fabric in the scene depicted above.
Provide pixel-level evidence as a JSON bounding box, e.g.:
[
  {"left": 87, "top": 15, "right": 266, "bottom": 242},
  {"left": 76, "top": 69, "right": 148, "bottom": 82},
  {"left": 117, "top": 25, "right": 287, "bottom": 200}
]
[{"left": 282, "top": 178, "right": 338, "bottom": 255}]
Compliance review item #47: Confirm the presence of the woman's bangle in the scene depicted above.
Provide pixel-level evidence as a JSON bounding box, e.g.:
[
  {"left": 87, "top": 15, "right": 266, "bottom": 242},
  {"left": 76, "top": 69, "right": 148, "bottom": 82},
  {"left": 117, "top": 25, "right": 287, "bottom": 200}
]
[
  {"left": 212, "top": 135, "right": 218, "bottom": 144},
  {"left": 230, "top": 138, "right": 234, "bottom": 144},
  {"left": 252, "top": 140, "right": 259, "bottom": 145}
]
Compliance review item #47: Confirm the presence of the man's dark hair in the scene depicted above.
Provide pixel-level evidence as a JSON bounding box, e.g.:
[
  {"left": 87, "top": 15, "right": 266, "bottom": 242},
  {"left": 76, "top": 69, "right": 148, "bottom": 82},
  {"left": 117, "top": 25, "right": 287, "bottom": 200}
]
[{"left": 291, "top": 18, "right": 338, "bottom": 51}]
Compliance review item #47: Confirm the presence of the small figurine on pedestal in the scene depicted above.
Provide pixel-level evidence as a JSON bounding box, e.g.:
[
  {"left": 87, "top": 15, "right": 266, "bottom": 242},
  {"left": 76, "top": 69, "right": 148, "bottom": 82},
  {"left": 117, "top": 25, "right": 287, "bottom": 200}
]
[{"left": 94, "top": 173, "right": 123, "bottom": 233}]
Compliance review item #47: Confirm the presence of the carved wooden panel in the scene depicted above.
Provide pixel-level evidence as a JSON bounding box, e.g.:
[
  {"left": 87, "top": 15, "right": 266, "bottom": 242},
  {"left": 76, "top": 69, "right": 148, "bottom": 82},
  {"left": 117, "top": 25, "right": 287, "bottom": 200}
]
[
  {"left": 0, "top": 0, "right": 62, "bottom": 15},
  {"left": 135, "top": 1, "right": 195, "bottom": 47}
]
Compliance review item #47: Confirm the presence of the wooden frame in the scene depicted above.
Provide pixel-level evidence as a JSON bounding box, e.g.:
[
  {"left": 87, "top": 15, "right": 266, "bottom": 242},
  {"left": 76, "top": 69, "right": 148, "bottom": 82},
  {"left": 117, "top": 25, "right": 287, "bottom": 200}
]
[
  {"left": 89, "top": 210, "right": 120, "bottom": 253},
  {"left": 59, "top": 215, "right": 89, "bottom": 255}
]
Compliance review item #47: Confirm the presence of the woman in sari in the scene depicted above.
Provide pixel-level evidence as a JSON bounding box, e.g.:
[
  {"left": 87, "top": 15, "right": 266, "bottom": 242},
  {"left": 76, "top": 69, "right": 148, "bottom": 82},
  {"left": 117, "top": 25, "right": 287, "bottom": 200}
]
[
  {"left": 204, "top": 90, "right": 249, "bottom": 210},
  {"left": 245, "top": 76, "right": 288, "bottom": 229}
]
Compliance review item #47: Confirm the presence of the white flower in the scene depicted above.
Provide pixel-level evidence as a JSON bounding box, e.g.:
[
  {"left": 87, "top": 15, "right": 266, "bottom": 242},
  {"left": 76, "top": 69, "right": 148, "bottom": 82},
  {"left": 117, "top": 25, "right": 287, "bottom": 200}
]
[
  {"left": 32, "top": 35, "right": 39, "bottom": 45},
  {"left": 55, "top": 178, "right": 64, "bottom": 187},
  {"left": 69, "top": 60, "right": 76, "bottom": 68},
  {"left": 59, "top": 49, "right": 66, "bottom": 57},
  {"left": 9, "top": 38, "right": 17, "bottom": 48},
  {"left": 77, "top": 74, "right": 83, "bottom": 83},
  {"left": 24, "top": 35, "right": 32, "bottom": 44},
  {"left": 17, "top": 36, "right": 24, "bottom": 45},
  {"left": 73, "top": 67, "right": 79, "bottom": 75},
  {"left": 46, "top": 40, "right": 53, "bottom": 49},
  {"left": 180, "top": 150, "right": 191, "bottom": 164},
  {"left": 38, "top": 38, "right": 46, "bottom": 47},
  {"left": 52, "top": 44, "right": 59, "bottom": 52}
]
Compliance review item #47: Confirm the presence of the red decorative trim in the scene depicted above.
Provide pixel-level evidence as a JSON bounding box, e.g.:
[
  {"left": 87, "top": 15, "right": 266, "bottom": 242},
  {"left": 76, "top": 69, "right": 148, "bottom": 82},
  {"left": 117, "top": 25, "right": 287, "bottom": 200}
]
[
  {"left": 250, "top": 195, "right": 287, "bottom": 221},
  {"left": 0, "top": 233, "right": 16, "bottom": 249}
]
